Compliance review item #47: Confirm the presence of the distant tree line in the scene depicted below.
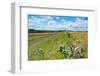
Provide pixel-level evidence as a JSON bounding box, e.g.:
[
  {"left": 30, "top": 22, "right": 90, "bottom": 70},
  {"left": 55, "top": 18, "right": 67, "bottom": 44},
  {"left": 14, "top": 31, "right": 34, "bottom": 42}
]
[
  {"left": 28, "top": 29, "right": 88, "bottom": 33},
  {"left": 28, "top": 29, "right": 66, "bottom": 33}
]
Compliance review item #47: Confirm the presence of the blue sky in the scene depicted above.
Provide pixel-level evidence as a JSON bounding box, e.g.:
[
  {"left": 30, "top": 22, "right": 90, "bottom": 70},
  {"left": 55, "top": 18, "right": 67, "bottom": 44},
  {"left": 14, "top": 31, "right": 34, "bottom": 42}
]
[{"left": 28, "top": 15, "right": 88, "bottom": 31}]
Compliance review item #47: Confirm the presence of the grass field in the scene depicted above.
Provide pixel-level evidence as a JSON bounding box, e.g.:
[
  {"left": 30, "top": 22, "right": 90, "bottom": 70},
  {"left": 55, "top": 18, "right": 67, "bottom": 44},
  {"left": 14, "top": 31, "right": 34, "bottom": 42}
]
[{"left": 28, "top": 32, "right": 88, "bottom": 60}]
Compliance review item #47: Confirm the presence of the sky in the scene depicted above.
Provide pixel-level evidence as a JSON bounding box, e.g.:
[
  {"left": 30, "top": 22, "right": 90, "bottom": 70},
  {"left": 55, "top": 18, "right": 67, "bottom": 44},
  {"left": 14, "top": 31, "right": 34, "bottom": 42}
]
[{"left": 28, "top": 15, "right": 88, "bottom": 31}]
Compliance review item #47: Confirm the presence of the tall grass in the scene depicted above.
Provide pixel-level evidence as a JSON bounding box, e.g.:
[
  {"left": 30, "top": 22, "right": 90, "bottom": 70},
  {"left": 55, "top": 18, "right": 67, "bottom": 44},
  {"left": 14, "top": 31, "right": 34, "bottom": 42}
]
[{"left": 28, "top": 32, "right": 88, "bottom": 60}]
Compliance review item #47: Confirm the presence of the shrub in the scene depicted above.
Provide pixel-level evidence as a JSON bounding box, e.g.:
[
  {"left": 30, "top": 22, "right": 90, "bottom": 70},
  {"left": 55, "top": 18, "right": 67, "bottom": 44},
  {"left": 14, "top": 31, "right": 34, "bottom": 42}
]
[
  {"left": 32, "top": 48, "right": 44, "bottom": 60},
  {"left": 58, "top": 44, "right": 72, "bottom": 59}
]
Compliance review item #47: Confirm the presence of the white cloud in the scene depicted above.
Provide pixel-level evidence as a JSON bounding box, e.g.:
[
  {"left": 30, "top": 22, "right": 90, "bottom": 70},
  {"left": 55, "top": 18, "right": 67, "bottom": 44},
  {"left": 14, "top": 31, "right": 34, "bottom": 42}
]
[
  {"left": 61, "top": 18, "right": 88, "bottom": 31},
  {"left": 73, "top": 18, "right": 88, "bottom": 28},
  {"left": 29, "top": 16, "right": 88, "bottom": 31},
  {"left": 56, "top": 17, "right": 60, "bottom": 20},
  {"left": 45, "top": 16, "right": 53, "bottom": 20},
  {"left": 47, "top": 20, "right": 57, "bottom": 26}
]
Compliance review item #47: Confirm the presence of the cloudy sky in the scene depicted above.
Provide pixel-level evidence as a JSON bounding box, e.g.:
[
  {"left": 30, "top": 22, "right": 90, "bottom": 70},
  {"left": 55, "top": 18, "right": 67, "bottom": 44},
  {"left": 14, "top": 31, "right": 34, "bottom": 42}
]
[{"left": 28, "top": 15, "right": 88, "bottom": 31}]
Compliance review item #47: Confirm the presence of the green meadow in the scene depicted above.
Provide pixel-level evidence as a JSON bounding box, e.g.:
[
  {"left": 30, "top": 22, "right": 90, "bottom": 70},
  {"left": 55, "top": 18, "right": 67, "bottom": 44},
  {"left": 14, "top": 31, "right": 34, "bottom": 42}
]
[{"left": 28, "top": 32, "right": 88, "bottom": 60}]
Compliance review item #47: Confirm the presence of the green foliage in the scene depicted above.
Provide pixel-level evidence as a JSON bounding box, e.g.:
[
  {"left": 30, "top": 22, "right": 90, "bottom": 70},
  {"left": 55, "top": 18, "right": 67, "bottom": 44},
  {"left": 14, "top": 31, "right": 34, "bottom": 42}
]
[
  {"left": 29, "top": 48, "right": 44, "bottom": 60},
  {"left": 58, "top": 44, "right": 72, "bottom": 59}
]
